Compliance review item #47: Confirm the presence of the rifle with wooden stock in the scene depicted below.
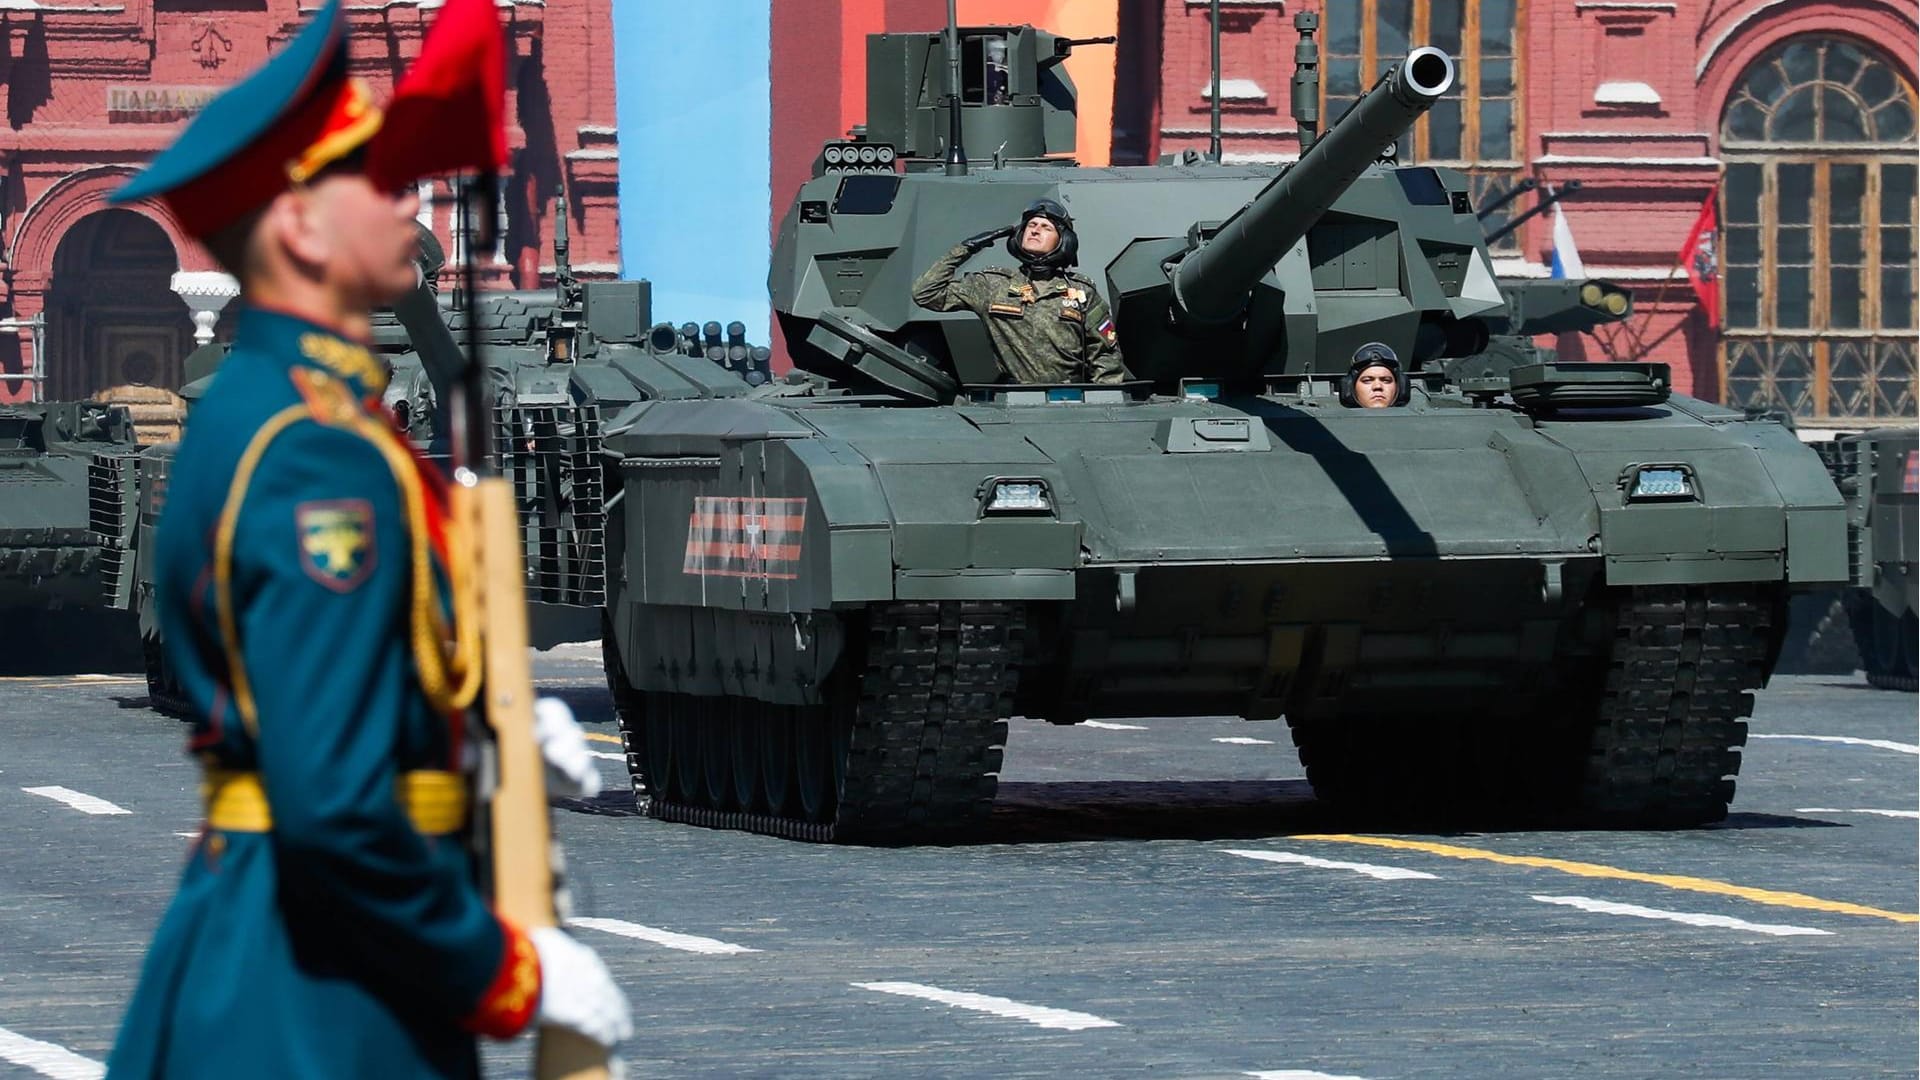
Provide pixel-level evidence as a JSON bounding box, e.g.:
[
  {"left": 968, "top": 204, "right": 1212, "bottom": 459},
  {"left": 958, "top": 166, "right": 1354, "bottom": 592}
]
[
  {"left": 447, "top": 180, "right": 613, "bottom": 1080},
  {"left": 364, "top": 0, "right": 615, "bottom": 1073}
]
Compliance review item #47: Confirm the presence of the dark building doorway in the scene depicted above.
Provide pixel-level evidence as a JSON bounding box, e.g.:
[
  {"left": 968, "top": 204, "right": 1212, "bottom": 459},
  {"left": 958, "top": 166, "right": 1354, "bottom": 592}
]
[{"left": 46, "top": 209, "right": 194, "bottom": 400}]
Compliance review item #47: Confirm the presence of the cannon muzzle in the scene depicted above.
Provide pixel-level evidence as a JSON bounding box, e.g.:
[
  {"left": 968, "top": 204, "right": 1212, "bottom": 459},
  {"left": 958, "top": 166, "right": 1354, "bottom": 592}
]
[{"left": 1171, "top": 47, "right": 1455, "bottom": 327}]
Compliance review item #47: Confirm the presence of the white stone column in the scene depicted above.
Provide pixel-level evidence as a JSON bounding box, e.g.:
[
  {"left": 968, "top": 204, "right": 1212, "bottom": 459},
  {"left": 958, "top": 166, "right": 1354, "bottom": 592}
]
[{"left": 170, "top": 270, "right": 241, "bottom": 345}]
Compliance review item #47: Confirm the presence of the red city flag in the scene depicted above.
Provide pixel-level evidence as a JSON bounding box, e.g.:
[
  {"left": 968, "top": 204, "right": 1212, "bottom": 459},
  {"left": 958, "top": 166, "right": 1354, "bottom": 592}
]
[
  {"left": 365, "top": 0, "right": 507, "bottom": 191},
  {"left": 1678, "top": 192, "right": 1719, "bottom": 328}
]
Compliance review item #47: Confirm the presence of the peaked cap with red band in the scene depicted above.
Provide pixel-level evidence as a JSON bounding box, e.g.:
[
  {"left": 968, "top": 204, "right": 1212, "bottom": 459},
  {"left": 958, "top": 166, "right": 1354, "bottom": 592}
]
[{"left": 110, "top": 0, "right": 383, "bottom": 240}]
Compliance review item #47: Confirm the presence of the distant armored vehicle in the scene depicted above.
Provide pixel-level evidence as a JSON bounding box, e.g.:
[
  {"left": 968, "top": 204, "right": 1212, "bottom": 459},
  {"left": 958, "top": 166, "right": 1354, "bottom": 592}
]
[
  {"left": 595, "top": 22, "right": 1848, "bottom": 843},
  {"left": 1835, "top": 429, "right": 1916, "bottom": 690},
  {"left": 0, "top": 399, "right": 143, "bottom": 671},
  {"left": 95, "top": 208, "right": 765, "bottom": 711}
]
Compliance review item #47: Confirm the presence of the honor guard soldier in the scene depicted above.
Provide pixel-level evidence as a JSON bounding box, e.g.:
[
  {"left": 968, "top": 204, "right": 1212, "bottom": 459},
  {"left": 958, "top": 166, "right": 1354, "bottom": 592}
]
[
  {"left": 104, "top": 2, "right": 630, "bottom": 1076},
  {"left": 912, "top": 198, "right": 1128, "bottom": 384}
]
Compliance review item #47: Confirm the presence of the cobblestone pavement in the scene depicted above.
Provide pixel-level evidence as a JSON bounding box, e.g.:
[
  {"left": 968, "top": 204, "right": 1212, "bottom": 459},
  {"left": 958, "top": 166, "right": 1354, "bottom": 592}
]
[{"left": 0, "top": 652, "right": 1912, "bottom": 1079}]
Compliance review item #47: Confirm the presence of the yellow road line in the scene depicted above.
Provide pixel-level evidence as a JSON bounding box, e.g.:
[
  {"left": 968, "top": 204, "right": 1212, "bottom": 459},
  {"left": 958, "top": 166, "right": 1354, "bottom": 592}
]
[
  {"left": 584, "top": 732, "right": 622, "bottom": 745},
  {"left": 1297, "top": 834, "right": 1919, "bottom": 925}
]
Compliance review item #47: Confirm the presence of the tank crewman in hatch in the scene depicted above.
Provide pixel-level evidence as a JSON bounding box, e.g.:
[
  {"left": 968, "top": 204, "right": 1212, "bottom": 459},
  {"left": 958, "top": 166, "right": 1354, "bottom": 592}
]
[
  {"left": 912, "top": 198, "right": 1128, "bottom": 384},
  {"left": 103, "top": 2, "right": 630, "bottom": 1076},
  {"left": 1340, "top": 341, "right": 1410, "bottom": 409}
]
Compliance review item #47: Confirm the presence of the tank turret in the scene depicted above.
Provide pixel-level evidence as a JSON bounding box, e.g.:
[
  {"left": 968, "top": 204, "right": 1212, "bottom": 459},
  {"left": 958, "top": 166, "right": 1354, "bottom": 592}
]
[{"left": 771, "top": 34, "right": 1505, "bottom": 397}]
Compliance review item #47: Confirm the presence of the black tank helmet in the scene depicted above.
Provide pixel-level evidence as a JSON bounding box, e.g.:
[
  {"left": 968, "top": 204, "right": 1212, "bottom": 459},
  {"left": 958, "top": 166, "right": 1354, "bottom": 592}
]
[
  {"left": 1339, "top": 341, "right": 1409, "bottom": 407},
  {"left": 1007, "top": 198, "right": 1079, "bottom": 271}
]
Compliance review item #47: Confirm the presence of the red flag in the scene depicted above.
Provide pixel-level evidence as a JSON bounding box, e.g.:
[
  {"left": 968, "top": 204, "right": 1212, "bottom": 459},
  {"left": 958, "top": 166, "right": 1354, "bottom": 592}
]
[
  {"left": 365, "top": 0, "right": 506, "bottom": 191},
  {"left": 1678, "top": 192, "right": 1718, "bottom": 328}
]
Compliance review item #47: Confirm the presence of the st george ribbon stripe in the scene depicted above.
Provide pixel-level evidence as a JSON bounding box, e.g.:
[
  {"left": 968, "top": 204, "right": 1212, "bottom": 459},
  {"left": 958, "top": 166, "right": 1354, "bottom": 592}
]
[
  {"left": 0, "top": 1027, "right": 105, "bottom": 1080},
  {"left": 683, "top": 495, "right": 807, "bottom": 579},
  {"left": 852, "top": 981, "right": 1120, "bottom": 1031},
  {"left": 22, "top": 787, "right": 131, "bottom": 816}
]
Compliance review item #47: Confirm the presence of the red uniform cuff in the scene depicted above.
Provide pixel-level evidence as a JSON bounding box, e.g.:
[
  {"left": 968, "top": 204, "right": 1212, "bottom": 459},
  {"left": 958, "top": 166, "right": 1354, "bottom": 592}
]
[{"left": 462, "top": 917, "right": 542, "bottom": 1038}]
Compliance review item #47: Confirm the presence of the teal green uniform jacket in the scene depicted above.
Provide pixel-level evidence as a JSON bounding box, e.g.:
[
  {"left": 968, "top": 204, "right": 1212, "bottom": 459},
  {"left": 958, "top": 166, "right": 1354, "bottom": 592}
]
[{"left": 108, "top": 307, "right": 538, "bottom": 1079}]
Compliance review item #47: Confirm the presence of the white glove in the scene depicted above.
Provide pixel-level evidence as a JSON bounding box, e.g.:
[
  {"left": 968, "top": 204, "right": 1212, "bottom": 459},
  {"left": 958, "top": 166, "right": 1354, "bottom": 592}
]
[
  {"left": 534, "top": 697, "right": 602, "bottom": 799},
  {"left": 530, "top": 926, "right": 633, "bottom": 1049}
]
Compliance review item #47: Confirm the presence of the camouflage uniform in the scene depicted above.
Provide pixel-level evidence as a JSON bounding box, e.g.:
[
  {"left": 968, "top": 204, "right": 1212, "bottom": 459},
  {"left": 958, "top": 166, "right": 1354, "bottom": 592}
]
[{"left": 912, "top": 245, "right": 1126, "bottom": 384}]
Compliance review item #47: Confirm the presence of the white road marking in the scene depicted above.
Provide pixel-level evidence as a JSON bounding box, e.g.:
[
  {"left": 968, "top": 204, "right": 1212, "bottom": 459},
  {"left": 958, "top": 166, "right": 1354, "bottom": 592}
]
[
  {"left": 587, "top": 750, "right": 625, "bottom": 761},
  {"left": 851, "top": 981, "right": 1119, "bottom": 1031},
  {"left": 1795, "top": 807, "right": 1920, "bottom": 820},
  {"left": 22, "top": 787, "right": 130, "bottom": 816},
  {"left": 0, "top": 1026, "right": 105, "bottom": 1080},
  {"left": 174, "top": 832, "right": 199, "bottom": 839},
  {"left": 70, "top": 674, "right": 139, "bottom": 683},
  {"left": 1247, "top": 1071, "right": 1374, "bottom": 1080},
  {"left": 1226, "top": 848, "right": 1438, "bottom": 881},
  {"left": 1530, "top": 895, "right": 1833, "bottom": 937},
  {"left": 1748, "top": 733, "right": 1919, "bottom": 755},
  {"left": 1081, "top": 721, "right": 1146, "bottom": 731},
  {"left": 570, "top": 917, "right": 757, "bottom": 955},
  {"left": 1214, "top": 736, "right": 1276, "bottom": 745}
]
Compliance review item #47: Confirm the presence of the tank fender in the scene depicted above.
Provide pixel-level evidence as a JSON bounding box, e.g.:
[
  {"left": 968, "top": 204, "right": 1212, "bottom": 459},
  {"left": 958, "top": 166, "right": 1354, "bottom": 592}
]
[{"left": 1731, "top": 417, "right": 1848, "bottom": 585}]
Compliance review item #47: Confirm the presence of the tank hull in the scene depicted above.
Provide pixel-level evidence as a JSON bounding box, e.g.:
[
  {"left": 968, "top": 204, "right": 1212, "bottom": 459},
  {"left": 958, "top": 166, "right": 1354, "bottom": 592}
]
[{"left": 600, "top": 390, "right": 1840, "bottom": 839}]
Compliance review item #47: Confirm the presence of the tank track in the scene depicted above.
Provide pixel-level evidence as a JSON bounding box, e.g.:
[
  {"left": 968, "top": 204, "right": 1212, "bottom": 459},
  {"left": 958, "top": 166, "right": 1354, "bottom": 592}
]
[
  {"left": 1865, "top": 670, "right": 1918, "bottom": 692},
  {"left": 1575, "top": 583, "right": 1777, "bottom": 825},
  {"left": 609, "top": 601, "right": 1023, "bottom": 844},
  {"left": 1845, "top": 594, "right": 1918, "bottom": 692},
  {"left": 142, "top": 629, "right": 191, "bottom": 719}
]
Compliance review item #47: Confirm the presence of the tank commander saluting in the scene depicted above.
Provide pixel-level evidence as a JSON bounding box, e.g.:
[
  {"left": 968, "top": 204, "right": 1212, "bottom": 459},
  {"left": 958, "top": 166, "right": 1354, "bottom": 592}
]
[{"left": 911, "top": 198, "right": 1127, "bottom": 385}]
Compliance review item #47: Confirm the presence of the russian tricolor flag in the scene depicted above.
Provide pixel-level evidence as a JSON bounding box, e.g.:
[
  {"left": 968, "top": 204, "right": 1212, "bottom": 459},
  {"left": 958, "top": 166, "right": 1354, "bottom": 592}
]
[{"left": 1549, "top": 187, "right": 1585, "bottom": 279}]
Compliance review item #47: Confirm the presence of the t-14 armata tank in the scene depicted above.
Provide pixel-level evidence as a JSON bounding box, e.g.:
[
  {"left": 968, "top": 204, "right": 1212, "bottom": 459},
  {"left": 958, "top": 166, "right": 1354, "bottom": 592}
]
[{"left": 598, "top": 21, "right": 1850, "bottom": 842}]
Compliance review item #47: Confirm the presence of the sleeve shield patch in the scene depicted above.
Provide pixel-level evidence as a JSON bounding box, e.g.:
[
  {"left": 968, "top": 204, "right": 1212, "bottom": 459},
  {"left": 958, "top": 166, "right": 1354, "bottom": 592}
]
[{"left": 296, "top": 499, "right": 376, "bottom": 592}]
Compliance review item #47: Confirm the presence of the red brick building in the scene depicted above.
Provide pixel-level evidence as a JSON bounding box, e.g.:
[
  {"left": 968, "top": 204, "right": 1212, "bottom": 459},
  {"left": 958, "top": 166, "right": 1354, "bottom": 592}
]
[
  {"left": 0, "top": 0, "right": 618, "bottom": 404},
  {"left": 1120, "top": 0, "right": 1918, "bottom": 427}
]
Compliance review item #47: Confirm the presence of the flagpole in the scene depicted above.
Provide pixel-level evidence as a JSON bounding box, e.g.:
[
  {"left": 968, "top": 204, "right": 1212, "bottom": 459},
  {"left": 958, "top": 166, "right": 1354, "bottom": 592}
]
[{"left": 1616, "top": 190, "right": 1716, "bottom": 362}]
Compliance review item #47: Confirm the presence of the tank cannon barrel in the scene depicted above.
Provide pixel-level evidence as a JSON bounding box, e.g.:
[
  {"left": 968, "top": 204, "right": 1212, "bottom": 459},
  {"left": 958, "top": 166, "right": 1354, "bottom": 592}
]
[{"left": 1171, "top": 47, "right": 1455, "bottom": 327}]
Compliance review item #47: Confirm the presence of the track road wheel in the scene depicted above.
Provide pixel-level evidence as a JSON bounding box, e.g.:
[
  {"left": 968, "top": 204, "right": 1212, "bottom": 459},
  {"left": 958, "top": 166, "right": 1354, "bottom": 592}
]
[
  {"left": 759, "top": 705, "right": 795, "bottom": 815},
  {"left": 793, "top": 704, "right": 839, "bottom": 823},
  {"left": 730, "top": 699, "right": 763, "bottom": 812},
  {"left": 700, "top": 697, "right": 735, "bottom": 809}
]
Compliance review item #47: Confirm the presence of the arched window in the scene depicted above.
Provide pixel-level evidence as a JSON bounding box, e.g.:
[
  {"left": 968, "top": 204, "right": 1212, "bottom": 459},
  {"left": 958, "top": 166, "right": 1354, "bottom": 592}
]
[
  {"left": 1720, "top": 37, "right": 1917, "bottom": 424},
  {"left": 1323, "top": 0, "right": 1522, "bottom": 250}
]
